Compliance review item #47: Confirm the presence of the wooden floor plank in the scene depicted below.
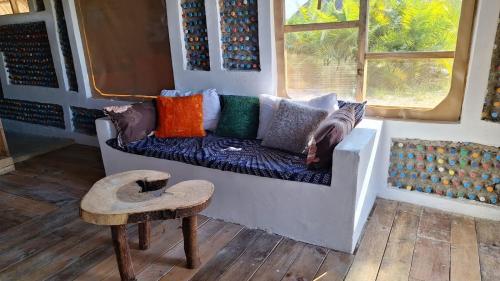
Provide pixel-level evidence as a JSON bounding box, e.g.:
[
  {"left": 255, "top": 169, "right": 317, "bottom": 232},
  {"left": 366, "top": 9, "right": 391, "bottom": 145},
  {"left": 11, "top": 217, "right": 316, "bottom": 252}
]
[
  {"left": 475, "top": 219, "right": 500, "bottom": 281},
  {"left": 0, "top": 173, "right": 78, "bottom": 205},
  {"left": 44, "top": 237, "right": 115, "bottom": 281},
  {"left": 376, "top": 203, "right": 421, "bottom": 281},
  {"left": 249, "top": 238, "right": 305, "bottom": 281},
  {"left": 450, "top": 216, "right": 481, "bottom": 281},
  {"left": 0, "top": 202, "right": 78, "bottom": 253},
  {"left": 0, "top": 220, "right": 102, "bottom": 281},
  {"left": 475, "top": 219, "right": 500, "bottom": 246},
  {"left": 0, "top": 219, "right": 94, "bottom": 272},
  {"left": 313, "top": 250, "right": 354, "bottom": 281},
  {"left": 75, "top": 217, "right": 209, "bottom": 281},
  {"left": 189, "top": 228, "right": 262, "bottom": 281},
  {"left": 136, "top": 219, "right": 226, "bottom": 281},
  {"left": 0, "top": 190, "right": 57, "bottom": 218},
  {"left": 281, "top": 243, "right": 328, "bottom": 281},
  {"left": 409, "top": 237, "right": 450, "bottom": 281},
  {"left": 103, "top": 216, "right": 210, "bottom": 281},
  {"left": 344, "top": 199, "right": 398, "bottom": 281},
  {"left": 477, "top": 244, "right": 500, "bottom": 281},
  {"left": 218, "top": 232, "right": 282, "bottom": 281},
  {"left": 417, "top": 208, "right": 451, "bottom": 242},
  {"left": 158, "top": 222, "right": 244, "bottom": 281}
]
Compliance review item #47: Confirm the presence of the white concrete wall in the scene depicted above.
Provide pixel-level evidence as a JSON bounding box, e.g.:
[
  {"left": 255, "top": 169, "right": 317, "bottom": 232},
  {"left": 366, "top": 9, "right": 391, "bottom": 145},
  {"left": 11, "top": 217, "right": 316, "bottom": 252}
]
[
  {"left": 166, "top": 0, "right": 276, "bottom": 96},
  {"left": 0, "top": 0, "right": 128, "bottom": 146},
  {"left": 374, "top": 1, "right": 500, "bottom": 219},
  {"left": 1, "top": 0, "right": 499, "bottom": 218}
]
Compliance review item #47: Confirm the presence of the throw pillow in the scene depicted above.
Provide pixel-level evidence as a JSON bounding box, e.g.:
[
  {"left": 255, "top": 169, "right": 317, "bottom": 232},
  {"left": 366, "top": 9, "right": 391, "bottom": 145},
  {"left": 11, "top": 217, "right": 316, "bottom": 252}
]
[
  {"left": 262, "top": 100, "right": 328, "bottom": 154},
  {"left": 215, "top": 95, "right": 260, "bottom": 139},
  {"left": 155, "top": 95, "right": 205, "bottom": 138},
  {"left": 104, "top": 102, "right": 156, "bottom": 147},
  {"left": 338, "top": 100, "right": 366, "bottom": 126},
  {"left": 257, "top": 93, "right": 338, "bottom": 139},
  {"left": 306, "top": 107, "right": 356, "bottom": 170},
  {"left": 160, "top": 88, "right": 221, "bottom": 131}
]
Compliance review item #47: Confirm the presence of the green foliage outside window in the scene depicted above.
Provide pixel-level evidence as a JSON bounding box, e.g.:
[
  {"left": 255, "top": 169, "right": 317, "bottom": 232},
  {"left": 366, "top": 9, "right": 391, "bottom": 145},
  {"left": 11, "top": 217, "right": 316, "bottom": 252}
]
[{"left": 285, "top": 0, "right": 462, "bottom": 108}]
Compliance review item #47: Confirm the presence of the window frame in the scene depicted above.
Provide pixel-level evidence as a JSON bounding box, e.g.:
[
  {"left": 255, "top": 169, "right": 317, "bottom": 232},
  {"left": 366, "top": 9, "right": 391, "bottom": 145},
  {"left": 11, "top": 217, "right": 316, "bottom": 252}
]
[{"left": 274, "top": 0, "right": 476, "bottom": 121}]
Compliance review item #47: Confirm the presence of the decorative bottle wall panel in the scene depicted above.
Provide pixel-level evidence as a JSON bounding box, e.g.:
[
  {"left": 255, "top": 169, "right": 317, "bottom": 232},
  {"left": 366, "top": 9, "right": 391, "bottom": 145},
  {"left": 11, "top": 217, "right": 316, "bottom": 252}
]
[
  {"left": 388, "top": 139, "right": 499, "bottom": 206},
  {"left": 0, "top": 98, "right": 65, "bottom": 128},
  {"left": 0, "top": 22, "right": 58, "bottom": 88},
  {"left": 219, "top": 0, "right": 260, "bottom": 71},
  {"left": 54, "top": 0, "right": 78, "bottom": 92},
  {"left": 482, "top": 14, "right": 500, "bottom": 122},
  {"left": 181, "top": 0, "right": 210, "bottom": 71},
  {"left": 70, "top": 106, "right": 105, "bottom": 135}
]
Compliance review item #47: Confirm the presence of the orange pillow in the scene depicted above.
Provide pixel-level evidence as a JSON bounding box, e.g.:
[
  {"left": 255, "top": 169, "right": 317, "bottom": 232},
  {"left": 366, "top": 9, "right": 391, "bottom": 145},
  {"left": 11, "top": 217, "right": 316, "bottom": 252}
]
[{"left": 155, "top": 95, "right": 206, "bottom": 138}]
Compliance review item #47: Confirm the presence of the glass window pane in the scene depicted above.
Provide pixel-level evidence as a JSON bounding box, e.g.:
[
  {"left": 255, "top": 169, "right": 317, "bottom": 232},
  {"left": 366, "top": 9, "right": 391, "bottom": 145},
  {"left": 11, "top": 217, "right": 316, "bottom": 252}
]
[
  {"left": 285, "top": 29, "right": 358, "bottom": 100},
  {"left": 285, "top": 0, "right": 359, "bottom": 25},
  {"left": 365, "top": 58, "right": 454, "bottom": 108},
  {"left": 368, "top": 0, "right": 462, "bottom": 52}
]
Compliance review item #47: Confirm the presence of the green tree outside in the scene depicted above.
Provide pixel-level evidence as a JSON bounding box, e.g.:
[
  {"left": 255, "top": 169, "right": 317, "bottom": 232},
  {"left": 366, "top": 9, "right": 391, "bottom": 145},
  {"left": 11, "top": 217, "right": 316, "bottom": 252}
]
[{"left": 285, "top": 0, "right": 462, "bottom": 107}]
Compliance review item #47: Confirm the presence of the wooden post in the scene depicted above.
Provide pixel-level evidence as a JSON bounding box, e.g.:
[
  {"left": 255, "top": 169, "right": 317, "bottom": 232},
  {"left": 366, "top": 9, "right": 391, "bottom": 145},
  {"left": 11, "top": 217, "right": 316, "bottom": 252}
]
[
  {"left": 111, "top": 225, "right": 136, "bottom": 281},
  {"left": 138, "top": 221, "right": 151, "bottom": 250},
  {"left": 355, "top": 0, "right": 369, "bottom": 102},
  {"left": 182, "top": 216, "right": 201, "bottom": 269}
]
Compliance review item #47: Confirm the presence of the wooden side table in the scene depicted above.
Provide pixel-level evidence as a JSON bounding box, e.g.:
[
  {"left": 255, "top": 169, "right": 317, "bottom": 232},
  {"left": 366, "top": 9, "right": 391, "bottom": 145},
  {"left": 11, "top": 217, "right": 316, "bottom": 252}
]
[{"left": 80, "top": 170, "right": 214, "bottom": 281}]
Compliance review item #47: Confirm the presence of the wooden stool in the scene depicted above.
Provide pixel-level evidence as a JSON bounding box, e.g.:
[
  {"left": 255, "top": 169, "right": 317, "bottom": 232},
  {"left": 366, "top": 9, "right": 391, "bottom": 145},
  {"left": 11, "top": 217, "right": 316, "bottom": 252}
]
[{"left": 80, "top": 170, "right": 214, "bottom": 281}]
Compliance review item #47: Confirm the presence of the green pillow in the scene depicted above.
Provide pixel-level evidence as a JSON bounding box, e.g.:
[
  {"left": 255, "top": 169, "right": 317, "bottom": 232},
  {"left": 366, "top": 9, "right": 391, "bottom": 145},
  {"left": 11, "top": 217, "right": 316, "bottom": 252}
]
[{"left": 216, "top": 95, "right": 260, "bottom": 139}]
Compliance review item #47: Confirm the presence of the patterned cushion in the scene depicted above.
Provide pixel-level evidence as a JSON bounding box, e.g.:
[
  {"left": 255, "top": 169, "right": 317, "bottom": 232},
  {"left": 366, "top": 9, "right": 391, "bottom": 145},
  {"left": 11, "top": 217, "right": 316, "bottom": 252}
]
[
  {"left": 106, "top": 133, "right": 332, "bottom": 186},
  {"left": 262, "top": 100, "right": 328, "bottom": 154},
  {"left": 155, "top": 95, "right": 206, "bottom": 138},
  {"left": 338, "top": 100, "right": 366, "bottom": 126},
  {"left": 307, "top": 107, "right": 356, "bottom": 169},
  {"left": 216, "top": 95, "right": 260, "bottom": 139},
  {"left": 104, "top": 102, "right": 156, "bottom": 147},
  {"left": 257, "top": 93, "right": 338, "bottom": 139}
]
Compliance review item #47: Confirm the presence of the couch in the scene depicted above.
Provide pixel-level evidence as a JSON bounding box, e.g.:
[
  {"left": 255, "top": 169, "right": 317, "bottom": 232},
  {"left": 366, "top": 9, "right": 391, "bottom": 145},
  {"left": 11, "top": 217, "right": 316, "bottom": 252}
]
[{"left": 96, "top": 117, "right": 383, "bottom": 253}]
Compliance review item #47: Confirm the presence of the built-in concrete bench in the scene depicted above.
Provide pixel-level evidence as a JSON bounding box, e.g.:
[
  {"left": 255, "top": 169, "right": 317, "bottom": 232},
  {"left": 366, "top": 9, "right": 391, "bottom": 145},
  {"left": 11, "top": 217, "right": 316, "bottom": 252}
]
[{"left": 96, "top": 117, "right": 383, "bottom": 253}]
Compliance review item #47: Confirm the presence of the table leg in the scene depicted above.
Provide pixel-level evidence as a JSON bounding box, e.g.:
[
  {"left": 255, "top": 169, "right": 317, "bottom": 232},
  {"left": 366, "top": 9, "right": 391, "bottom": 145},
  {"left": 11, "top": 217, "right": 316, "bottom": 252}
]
[
  {"left": 138, "top": 221, "right": 151, "bottom": 250},
  {"left": 182, "top": 215, "right": 201, "bottom": 269},
  {"left": 111, "top": 225, "right": 136, "bottom": 281}
]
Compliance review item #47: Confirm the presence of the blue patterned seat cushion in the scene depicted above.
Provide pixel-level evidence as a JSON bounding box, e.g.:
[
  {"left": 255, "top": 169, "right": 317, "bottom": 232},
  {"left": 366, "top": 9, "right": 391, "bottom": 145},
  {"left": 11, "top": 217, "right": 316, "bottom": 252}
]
[{"left": 106, "top": 133, "right": 332, "bottom": 186}]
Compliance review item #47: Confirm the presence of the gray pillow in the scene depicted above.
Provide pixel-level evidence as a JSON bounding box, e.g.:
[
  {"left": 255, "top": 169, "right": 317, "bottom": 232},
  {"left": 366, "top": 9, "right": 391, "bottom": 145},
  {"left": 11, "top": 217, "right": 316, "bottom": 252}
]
[{"left": 262, "top": 100, "right": 328, "bottom": 154}]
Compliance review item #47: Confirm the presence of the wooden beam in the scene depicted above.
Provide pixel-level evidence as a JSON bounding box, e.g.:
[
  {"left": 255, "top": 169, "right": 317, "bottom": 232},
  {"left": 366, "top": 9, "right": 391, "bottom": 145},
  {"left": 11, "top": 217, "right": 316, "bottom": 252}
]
[
  {"left": 355, "top": 0, "right": 368, "bottom": 102},
  {"left": 9, "top": 0, "right": 20, "bottom": 13},
  {"left": 274, "top": 0, "right": 287, "bottom": 97},
  {"left": 284, "top": 20, "right": 359, "bottom": 33},
  {"left": 365, "top": 51, "right": 455, "bottom": 60}
]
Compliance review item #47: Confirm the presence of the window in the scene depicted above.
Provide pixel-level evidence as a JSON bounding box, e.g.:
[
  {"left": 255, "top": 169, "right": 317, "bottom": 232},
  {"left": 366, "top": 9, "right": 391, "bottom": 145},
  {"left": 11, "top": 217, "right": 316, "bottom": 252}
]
[
  {"left": 275, "top": 0, "right": 476, "bottom": 121},
  {"left": 0, "top": 0, "right": 29, "bottom": 15}
]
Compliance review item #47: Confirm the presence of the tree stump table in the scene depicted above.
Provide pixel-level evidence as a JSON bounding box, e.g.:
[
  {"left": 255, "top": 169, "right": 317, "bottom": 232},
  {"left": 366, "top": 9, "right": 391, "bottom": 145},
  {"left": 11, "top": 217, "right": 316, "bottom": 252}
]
[{"left": 80, "top": 170, "right": 214, "bottom": 281}]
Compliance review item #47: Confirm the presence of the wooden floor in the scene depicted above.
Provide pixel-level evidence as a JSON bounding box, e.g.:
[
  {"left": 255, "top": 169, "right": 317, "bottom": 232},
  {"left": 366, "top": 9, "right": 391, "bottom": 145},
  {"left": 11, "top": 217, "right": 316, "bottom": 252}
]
[{"left": 0, "top": 144, "right": 499, "bottom": 281}]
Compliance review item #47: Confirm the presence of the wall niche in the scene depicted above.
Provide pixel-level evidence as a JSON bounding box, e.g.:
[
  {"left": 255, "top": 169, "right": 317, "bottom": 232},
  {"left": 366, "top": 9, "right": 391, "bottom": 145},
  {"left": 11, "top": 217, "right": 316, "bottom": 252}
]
[
  {"left": 389, "top": 138, "right": 499, "bottom": 206},
  {"left": 482, "top": 14, "right": 500, "bottom": 122},
  {"left": 219, "top": 0, "right": 260, "bottom": 71},
  {"left": 181, "top": 0, "right": 210, "bottom": 71},
  {"left": 0, "top": 22, "right": 58, "bottom": 88}
]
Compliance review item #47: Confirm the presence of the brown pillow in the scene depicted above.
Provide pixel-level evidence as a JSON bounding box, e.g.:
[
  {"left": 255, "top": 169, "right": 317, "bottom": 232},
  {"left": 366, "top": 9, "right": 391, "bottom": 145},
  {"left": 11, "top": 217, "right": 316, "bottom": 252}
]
[
  {"left": 307, "top": 107, "right": 356, "bottom": 170},
  {"left": 104, "top": 102, "right": 156, "bottom": 147}
]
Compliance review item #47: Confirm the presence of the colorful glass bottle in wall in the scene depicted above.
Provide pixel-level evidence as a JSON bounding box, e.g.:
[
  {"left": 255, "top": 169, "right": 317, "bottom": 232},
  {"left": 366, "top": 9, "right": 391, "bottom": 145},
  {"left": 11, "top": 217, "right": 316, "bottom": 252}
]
[
  {"left": 181, "top": 0, "right": 210, "bottom": 71},
  {"left": 389, "top": 138, "right": 500, "bottom": 206},
  {"left": 219, "top": 0, "right": 260, "bottom": 71}
]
